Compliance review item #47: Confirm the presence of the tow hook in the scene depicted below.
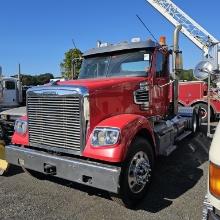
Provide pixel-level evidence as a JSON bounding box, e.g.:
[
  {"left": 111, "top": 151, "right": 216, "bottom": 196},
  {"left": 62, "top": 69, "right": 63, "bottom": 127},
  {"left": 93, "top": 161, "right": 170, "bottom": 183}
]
[{"left": 44, "top": 163, "right": 57, "bottom": 175}]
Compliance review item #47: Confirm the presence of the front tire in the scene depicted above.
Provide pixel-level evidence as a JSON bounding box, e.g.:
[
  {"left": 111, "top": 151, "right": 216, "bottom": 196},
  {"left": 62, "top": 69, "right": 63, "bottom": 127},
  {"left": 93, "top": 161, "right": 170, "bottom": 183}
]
[{"left": 116, "top": 137, "right": 155, "bottom": 208}]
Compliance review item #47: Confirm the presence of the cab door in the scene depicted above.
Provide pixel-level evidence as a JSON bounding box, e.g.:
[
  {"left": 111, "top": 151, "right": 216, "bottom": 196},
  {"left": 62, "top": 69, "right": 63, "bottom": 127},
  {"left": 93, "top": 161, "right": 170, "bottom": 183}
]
[{"left": 152, "top": 51, "right": 170, "bottom": 116}]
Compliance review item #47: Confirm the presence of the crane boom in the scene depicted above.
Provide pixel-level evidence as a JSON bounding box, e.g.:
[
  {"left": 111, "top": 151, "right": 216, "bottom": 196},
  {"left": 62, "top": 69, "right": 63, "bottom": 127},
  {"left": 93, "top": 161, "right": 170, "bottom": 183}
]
[{"left": 146, "top": 0, "right": 219, "bottom": 69}]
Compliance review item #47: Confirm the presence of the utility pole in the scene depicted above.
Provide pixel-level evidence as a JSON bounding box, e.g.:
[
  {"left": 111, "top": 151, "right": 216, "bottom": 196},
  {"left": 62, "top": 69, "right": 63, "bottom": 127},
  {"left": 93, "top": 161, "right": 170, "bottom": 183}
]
[
  {"left": 17, "top": 63, "right": 23, "bottom": 104},
  {"left": 18, "top": 63, "right": 21, "bottom": 82},
  {"left": 71, "top": 39, "right": 77, "bottom": 80},
  {"left": 71, "top": 60, "right": 74, "bottom": 80},
  {"left": 0, "top": 66, "right": 2, "bottom": 80}
]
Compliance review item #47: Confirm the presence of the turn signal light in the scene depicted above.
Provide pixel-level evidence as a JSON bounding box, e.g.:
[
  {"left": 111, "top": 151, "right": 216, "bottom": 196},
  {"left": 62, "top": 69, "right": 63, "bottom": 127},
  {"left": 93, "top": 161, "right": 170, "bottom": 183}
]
[
  {"left": 159, "top": 36, "right": 166, "bottom": 46},
  {"left": 209, "top": 162, "right": 220, "bottom": 198}
]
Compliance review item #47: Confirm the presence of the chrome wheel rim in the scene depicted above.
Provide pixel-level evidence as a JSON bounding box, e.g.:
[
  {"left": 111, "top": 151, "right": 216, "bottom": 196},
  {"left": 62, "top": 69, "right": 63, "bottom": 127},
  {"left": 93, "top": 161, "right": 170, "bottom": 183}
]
[
  {"left": 128, "top": 151, "right": 151, "bottom": 194},
  {"left": 200, "top": 107, "right": 207, "bottom": 119}
]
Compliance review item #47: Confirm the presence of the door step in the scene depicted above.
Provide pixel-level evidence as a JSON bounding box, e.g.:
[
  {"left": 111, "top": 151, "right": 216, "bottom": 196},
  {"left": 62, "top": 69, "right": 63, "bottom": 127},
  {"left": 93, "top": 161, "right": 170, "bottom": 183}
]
[
  {"left": 161, "top": 145, "right": 177, "bottom": 156},
  {"left": 175, "top": 131, "right": 192, "bottom": 142}
]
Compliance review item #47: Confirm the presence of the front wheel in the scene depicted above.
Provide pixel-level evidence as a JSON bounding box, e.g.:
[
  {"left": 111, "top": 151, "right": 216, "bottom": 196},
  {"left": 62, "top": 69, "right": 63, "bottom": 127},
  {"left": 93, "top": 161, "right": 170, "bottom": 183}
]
[{"left": 115, "top": 137, "right": 154, "bottom": 208}]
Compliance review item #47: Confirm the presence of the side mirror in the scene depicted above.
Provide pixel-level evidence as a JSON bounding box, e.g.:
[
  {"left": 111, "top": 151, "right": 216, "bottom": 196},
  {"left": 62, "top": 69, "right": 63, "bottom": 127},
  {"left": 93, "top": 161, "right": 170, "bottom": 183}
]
[
  {"left": 175, "top": 51, "right": 183, "bottom": 71},
  {"left": 193, "top": 61, "right": 214, "bottom": 80}
]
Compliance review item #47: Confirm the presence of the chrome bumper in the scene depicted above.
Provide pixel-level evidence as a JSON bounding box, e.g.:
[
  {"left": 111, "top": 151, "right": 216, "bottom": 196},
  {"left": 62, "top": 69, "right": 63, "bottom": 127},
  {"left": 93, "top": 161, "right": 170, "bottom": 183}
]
[
  {"left": 203, "top": 196, "right": 214, "bottom": 220},
  {"left": 203, "top": 195, "right": 220, "bottom": 220},
  {"left": 5, "top": 145, "right": 121, "bottom": 193}
]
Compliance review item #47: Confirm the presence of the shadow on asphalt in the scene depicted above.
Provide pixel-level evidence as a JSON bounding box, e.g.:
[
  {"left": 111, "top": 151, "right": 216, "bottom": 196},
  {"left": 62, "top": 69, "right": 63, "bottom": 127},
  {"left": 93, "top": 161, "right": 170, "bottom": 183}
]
[
  {"left": 36, "top": 129, "right": 211, "bottom": 212},
  {"left": 4, "top": 164, "right": 23, "bottom": 177},
  {"left": 4, "top": 125, "right": 212, "bottom": 212},
  {"left": 137, "top": 131, "right": 210, "bottom": 212}
]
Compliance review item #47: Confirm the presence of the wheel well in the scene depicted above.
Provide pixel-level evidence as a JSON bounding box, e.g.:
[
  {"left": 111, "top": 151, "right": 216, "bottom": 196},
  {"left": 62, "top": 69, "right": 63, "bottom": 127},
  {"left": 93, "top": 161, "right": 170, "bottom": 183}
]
[
  {"left": 135, "top": 129, "right": 156, "bottom": 158},
  {"left": 178, "top": 101, "right": 184, "bottom": 106},
  {"left": 191, "top": 101, "right": 215, "bottom": 115}
]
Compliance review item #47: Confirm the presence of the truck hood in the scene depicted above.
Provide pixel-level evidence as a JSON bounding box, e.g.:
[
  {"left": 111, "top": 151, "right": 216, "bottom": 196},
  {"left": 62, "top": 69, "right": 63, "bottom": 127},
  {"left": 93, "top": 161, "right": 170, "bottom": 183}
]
[
  {"left": 57, "top": 77, "right": 146, "bottom": 93},
  {"left": 209, "top": 122, "right": 220, "bottom": 165}
]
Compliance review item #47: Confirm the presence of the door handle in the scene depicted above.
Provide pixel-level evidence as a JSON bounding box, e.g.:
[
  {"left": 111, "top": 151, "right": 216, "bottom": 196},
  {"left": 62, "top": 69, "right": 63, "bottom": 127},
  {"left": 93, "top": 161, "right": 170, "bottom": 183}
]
[{"left": 157, "top": 80, "right": 174, "bottom": 88}]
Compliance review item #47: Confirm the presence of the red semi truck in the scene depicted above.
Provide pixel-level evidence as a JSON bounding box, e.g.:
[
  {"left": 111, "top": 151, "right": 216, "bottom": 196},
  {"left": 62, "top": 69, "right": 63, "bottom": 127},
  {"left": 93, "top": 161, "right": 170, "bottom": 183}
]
[
  {"left": 178, "top": 81, "right": 220, "bottom": 122},
  {"left": 5, "top": 34, "right": 200, "bottom": 207}
]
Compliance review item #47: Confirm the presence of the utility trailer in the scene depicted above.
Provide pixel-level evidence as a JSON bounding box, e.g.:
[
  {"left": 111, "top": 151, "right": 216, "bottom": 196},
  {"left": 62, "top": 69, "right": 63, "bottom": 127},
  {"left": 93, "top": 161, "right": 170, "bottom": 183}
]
[{"left": 5, "top": 29, "right": 201, "bottom": 207}]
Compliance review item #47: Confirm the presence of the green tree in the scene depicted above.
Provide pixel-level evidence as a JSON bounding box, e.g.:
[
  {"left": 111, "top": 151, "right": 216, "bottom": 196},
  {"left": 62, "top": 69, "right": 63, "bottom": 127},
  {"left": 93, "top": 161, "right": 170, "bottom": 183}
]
[
  {"left": 60, "top": 48, "right": 83, "bottom": 79},
  {"left": 179, "top": 69, "right": 195, "bottom": 81},
  {"left": 13, "top": 73, "right": 54, "bottom": 86},
  {"left": 36, "top": 73, "right": 54, "bottom": 85}
]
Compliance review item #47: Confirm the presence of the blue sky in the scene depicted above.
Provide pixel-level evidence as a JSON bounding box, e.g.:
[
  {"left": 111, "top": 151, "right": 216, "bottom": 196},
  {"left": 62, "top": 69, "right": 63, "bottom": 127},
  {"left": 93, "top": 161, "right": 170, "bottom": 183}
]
[{"left": 0, "top": 0, "right": 219, "bottom": 77}]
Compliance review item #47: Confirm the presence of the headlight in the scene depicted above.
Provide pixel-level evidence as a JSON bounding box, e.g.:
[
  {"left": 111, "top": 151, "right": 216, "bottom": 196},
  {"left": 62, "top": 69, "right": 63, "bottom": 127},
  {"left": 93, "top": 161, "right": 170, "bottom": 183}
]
[
  {"left": 14, "top": 119, "right": 27, "bottom": 134},
  {"left": 91, "top": 128, "right": 120, "bottom": 147},
  {"left": 209, "top": 162, "right": 220, "bottom": 198}
]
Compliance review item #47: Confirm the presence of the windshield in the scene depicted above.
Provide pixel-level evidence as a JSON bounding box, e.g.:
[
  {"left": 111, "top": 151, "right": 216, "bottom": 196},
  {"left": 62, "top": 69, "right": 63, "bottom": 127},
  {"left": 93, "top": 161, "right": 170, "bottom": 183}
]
[{"left": 79, "top": 50, "right": 151, "bottom": 79}]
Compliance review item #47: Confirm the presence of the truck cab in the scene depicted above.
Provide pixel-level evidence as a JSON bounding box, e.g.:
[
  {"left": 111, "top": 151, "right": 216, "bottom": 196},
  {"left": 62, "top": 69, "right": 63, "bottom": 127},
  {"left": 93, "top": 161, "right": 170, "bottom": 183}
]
[
  {"left": 0, "top": 77, "right": 22, "bottom": 108},
  {"left": 5, "top": 37, "right": 199, "bottom": 207}
]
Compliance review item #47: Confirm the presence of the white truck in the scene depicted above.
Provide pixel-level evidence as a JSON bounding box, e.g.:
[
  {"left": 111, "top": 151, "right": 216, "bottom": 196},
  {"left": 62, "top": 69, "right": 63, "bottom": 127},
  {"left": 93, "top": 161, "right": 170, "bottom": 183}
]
[{"left": 203, "top": 123, "right": 220, "bottom": 220}]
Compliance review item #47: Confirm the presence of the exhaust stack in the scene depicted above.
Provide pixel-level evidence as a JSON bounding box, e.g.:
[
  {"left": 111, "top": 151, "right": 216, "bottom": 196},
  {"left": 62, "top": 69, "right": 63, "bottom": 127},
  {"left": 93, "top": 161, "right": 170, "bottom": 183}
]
[{"left": 172, "top": 25, "right": 182, "bottom": 115}]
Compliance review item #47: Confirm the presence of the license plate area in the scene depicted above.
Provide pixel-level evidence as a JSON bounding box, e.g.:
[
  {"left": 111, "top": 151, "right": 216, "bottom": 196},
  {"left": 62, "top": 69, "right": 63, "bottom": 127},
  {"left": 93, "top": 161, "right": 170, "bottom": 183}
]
[{"left": 43, "top": 163, "right": 57, "bottom": 175}]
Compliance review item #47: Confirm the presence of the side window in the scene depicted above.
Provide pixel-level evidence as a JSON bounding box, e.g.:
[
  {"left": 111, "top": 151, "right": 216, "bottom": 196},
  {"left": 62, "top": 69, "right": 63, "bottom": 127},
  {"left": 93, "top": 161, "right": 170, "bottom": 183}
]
[
  {"left": 108, "top": 51, "right": 151, "bottom": 77},
  {"left": 4, "top": 81, "right": 16, "bottom": 90},
  {"left": 156, "top": 52, "right": 168, "bottom": 78},
  {"left": 79, "top": 57, "right": 109, "bottom": 79}
]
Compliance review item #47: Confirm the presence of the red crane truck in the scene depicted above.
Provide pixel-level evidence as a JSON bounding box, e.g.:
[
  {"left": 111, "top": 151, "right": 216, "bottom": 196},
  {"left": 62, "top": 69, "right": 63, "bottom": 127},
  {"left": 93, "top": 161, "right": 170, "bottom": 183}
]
[
  {"left": 5, "top": 31, "right": 200, "bottom": 207},
  {"left": 146, "top": 0, "right": 220, "bottom": 126},
  {"left": 178, "top": 81, "right": 220, "bottom": 122}
]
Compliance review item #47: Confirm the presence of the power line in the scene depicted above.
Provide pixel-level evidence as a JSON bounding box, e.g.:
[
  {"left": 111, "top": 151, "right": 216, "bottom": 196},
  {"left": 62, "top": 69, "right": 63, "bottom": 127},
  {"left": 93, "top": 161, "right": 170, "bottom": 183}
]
[
  {"left": 136, "top": 14, "right": 159, "bottom": 43},
  {"left": 72, "top": 39, "right": 77, "bottom": 49}
]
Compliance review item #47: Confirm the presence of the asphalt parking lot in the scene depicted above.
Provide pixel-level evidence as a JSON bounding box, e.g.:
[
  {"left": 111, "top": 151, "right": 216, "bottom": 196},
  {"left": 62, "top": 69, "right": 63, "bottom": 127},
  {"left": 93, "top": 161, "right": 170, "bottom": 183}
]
[{"left": 0, "top": 130, "right": 212, "bottom": 220}]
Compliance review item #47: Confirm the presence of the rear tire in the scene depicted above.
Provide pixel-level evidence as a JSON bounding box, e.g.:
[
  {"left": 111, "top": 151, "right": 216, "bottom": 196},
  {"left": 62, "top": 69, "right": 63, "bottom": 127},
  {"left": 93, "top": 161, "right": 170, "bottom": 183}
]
[
  {"left": 193, "top": 103, "right": 212, "bottom": 123},
  {"left": 113, "top": 137, "right": 154, "bottom": 208},
  {"left": 191, "top": 110, "right": 198, "bottom": 133}
]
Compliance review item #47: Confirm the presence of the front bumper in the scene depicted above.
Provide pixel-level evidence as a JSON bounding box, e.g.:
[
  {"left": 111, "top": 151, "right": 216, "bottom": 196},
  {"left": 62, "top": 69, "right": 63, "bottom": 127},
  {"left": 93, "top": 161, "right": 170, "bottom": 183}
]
[{"left": 5, "top": 145, "right": 121, "bottom": 193}]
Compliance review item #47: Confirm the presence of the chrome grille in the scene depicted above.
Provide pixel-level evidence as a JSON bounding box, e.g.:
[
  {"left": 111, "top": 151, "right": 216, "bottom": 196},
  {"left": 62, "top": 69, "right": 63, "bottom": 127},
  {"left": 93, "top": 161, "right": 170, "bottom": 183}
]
[
  {"left": 134, "top": 89, "right": 149, "bottom": 104},
  {"left": 27, "top": 94, "right": 82, "bottom": 153}
]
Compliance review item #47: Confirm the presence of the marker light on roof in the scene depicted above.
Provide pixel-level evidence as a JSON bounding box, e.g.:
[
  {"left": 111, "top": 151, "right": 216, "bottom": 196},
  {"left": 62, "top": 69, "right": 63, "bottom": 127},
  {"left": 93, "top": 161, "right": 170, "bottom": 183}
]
[
  {"left": 100, "top": 42, "right": 108, "bottom": 47},
  {"left": 131, "top": 37, "right": 141, "bottom": 43}
]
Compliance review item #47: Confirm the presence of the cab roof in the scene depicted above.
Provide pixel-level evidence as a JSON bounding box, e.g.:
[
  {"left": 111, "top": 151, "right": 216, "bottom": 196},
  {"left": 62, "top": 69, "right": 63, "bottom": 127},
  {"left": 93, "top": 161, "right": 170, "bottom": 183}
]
[{"left": 83, "top": 39, "right": 159, "bottom": 57}]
